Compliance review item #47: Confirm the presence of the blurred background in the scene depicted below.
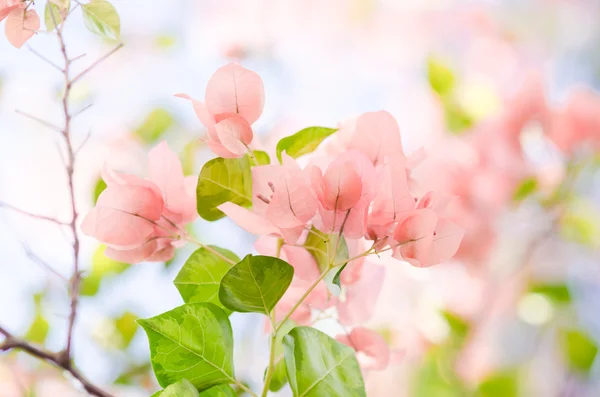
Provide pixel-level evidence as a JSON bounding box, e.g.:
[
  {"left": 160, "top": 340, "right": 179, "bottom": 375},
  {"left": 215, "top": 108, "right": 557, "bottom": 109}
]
[{"left": 1, "top": 0, "right": 599, "bottom": 396}]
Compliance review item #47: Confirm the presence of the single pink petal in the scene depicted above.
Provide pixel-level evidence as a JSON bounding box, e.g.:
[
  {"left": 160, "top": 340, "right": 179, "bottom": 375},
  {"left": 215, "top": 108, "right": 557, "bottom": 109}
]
[
  {"left": 205, "top": 63, "right": 265, "bottom": 125},
  {"left": 0, "top": 0, "right": 21, "bottom": 22},
  {"left": 279, "top": 225, "right": 305, "bottom": 244},
  {"left": 218, "top": 202, "right": 281, "bottom": 237},
  {"left": 104, "top": 239, "right": 159, "bottom": 264},
  {"left": 214, "top": 116, "right": 253, "bottom": 156},
  {"left": 174, "top": 94, "right": 215, "bottom": 127},
  {"left": 266, "top": 154, "right": 317, "bottom": 229},
  {"left": 338, "top": 263, "right": 385, "bottom": 325},
  {"left": 348, "top": 111, "right": 405, "bottom": 166},
  {"left": 321, "top": 164, "right": 362, "bottom": 211},
  {"left": 393, "top": 209, "right": 437, "bottom": 267},
  {"left": 281, "top": 245, "right": 320, "bottom": 281},
  {"left": 82, "top": 206, "right": 155, "bottom": 248},
  {"left": 428, "top": 218, "right": 464, "bottom": 265},
  {"left": 101, "top": 165, "right": 164, "bottom": 203},
  {"left": 5, "top": 7, "right": 39, "bottom": 49},
  {"left": 207, "top": 139, "right": 239, "bottom": 158},
  {"left": 147, "top": 141, "right": 188, "bottom": 217},
  {"left": 97, "top": 184, "right": 163, "bottom": 221},
  {"left": 337, "top": 327, "right": 390, "bottom": 371}
]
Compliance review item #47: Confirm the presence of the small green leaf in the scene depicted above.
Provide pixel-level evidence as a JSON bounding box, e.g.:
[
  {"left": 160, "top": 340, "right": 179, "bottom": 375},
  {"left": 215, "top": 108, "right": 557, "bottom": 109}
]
[
  {"left": 253, "top": 150, "right": 271, "bottom": 165},
  {"left": 443, "top": 99, "right": 474, "bottom": 134},
  {"left": 93, "top": 177, "right": 107, "bottom": 204},
  {"left": 82, "top": 0, "right": 120, "bottom": 40},
  {"left": 528, "top": 283, "right": 571, "bottom": 304},
  {"left": 513, "top": 177, "right": 538, "bottom": 202},
  {"left": 174, "top": 247, "right": 239, "bottom": 312},
  {"left": 440, "top": 310, "right": 470, "bottom": 343},
  {"left": 267, "top": 359, "right": 288, "bottom": 392},
  {"left": 327, "top": 262, "right": 348, "bottom": 296},
  {"left": 81, "top": 245, "right": 129, "bottom": 296},
  {"left": 219, "top": 255, "right": 294, "bottom": 314},
  {"left": 114, "top": 311, "right": 138, "bottom": 349},
  {"left": 276, "top": 127, "right": 337, "bottom": 163},
  {"left": 156, "top": 379, "right": 199, "bottom": 397},
  {"left": 196, "top": 156, "right": 252, "bottom": 221},
  {"left": 283, "top": 326, "right": 366, "bottom": 397},
  {"left": 304, "top": 227, "right": 349, "bottom": 272},
  {"left": 559, "top": 329, "right": 598, "bottom": 374},
  {"left": 25, "top": 314, "right": 49, "bottom": 344},
  {"left": 45, "top": 0, "right": 70, "bottom": 32},
  {"left": 427, "top": 57, "right": 455, "bottom": 97},
  {"left": 134, "top": 108, "right": 174, "bottom": 144},
  {"left": 138, "top": 303, "right": 235, "bottom": 390},
  {"left": 476, "top": 371, "right": 518, "bottom": 397}
]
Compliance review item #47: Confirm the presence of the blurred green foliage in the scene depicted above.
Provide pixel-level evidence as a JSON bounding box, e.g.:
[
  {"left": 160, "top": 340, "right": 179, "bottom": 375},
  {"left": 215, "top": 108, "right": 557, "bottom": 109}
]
[
  {"left": 81, "top": 245, "right": 130, "bottom": 296},
  {"left": 24, "top": 293, "right": 49, "bottom": 345},
  {"left": 559, "top": 329, "right": 598, "bottom": 375},
  {"left": 134, "top": 108, "right": 175, "bottom": 144},
  {"left": 513, "top": 177, "right": 539, "bottom": 202},
  {"left": 93, "top": 177, "right": 107, "bottom": 204},
  {"left": 476, "top": 371, "right": 518, "bottom": 397},
  {"left": 528, "top": 283, "right": 571, "bottom": 305}
]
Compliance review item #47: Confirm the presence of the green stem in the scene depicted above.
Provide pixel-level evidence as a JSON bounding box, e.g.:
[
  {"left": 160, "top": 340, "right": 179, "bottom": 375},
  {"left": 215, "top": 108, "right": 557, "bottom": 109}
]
[{"left": 261, "top": 313, "right": 278, "bottom": 397}]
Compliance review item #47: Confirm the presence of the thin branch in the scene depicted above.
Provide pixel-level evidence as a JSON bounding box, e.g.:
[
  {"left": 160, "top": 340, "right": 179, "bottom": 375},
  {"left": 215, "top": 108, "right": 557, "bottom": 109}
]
[
  {"left": 0, "top": 327, "right": 113, "bottom": 397},
  {"left": 72, "top": 104, "right": 93, "bottom": 119},
  {"left": 70, "top": 43, "right": 124, "bottom": 85},
  {"left": 71, "top": 53, "right": 87, "bottom": 62},
  {"left": 0, "top": 201, "right": 69, "bottom": 226},
  {"left": 74, "top": 130, "right": 92, "bottom": 154},
  {"left": 15, "top": 110, "right": 62, "bottom": 132},
  {"left": 27, "top": 45, "right": 64, "bottom": 72},
  {"left": 23, "top": 243, "right": 67, "bottom": 281}
]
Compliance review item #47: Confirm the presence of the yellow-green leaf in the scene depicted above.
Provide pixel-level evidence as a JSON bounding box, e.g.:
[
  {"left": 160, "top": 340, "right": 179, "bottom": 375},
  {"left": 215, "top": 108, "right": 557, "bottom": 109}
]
[{"left": 82, "top": 0, "right": 120, "bottom": 40}]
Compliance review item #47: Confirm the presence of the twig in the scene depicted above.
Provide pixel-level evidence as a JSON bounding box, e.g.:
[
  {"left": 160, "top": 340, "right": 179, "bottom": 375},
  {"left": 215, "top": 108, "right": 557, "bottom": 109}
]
[
  {"left": 0, "top": 327, "right": 113, "bottom": 397},
  {"left": 72, "top": 104, "right": 93, "bottom": 119},
  {"left": 23, "top": 242, "right": 67, "bottom": 281},
  {"left": 28, "top": 45, "right": 63, "bottom": 72},
  {"left": 15, "top": 109, "right": 62, "bottom": 132},
  {"left": 70, "top": 43, "right": 124, "bottom": 85},
  {"left": 0, "top": 201, "right": 69, "bottom": 226}
]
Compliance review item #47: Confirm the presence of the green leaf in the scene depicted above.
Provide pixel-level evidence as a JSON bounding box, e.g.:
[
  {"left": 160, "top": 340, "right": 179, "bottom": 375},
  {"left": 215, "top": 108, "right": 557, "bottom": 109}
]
[
  {"left": 156, "top": 379, "right": 199, "bottom": 397},
  {"left": 560, "top": 199, "right": 600, "bottom": 248},
  {"left": 325, "top": 263, "right": 348, "bottom": 296},
  {"left": 276, "top": 127, "right": 337, "bottom": 163},
  {"left": 81, "top": 0, "right": 120, "bottom": 40},
  {"left": 80, "top": 245, "right": 129, "bottom": 296},
  {"left": 134, "top": 108, "right": 174, "bottom": 144},
  {"left": 267, "top": 359, "right": 288, "bottom": 392},
  {"left": 476, "top": 371, "right": 518, "bottom": 397},
  {"left": 219, "top": 255, "right": 294, "bottom": 314},
  {"left": 427, "top": 57, "right": 455, "bottom": 97},
  {"left": 174, "top": 247, "right": 239, "bottom": 313},
  {"left": 93, "top": 177, "right": 107, "bottom": 204},
  {"left": 528, "top": 283, "right": 571, "bottom": 304},
  {"left": 304, "top": 227, "right": 349, "bottom": 272},
  {"left": 283, "top": 326, "right": 366, "bottom": 397},
  {"left": 114, "top": 311, "right": 138, "bottom": 349},
  {"left": 513, "top": 177, "right": 538, "bottom": 202},
  {"left": 25, "top": 314, "right": 49, "bottom": 345},
  {"left": 443, "top": 99, "right": 474, "bottom": 134},
  {"left": 559, "top": 329, "right": 598, "bottom": 374},
  {"left": 138, "top": 303, "right": 235, "bottom": 390},
  {"left": 196, "top": 156, "right": 252, "bottom": 221},
  {"left": 200, "top": 384, "right": 236, "bottom": 397},
  {"left": 440, "top": 310, "right": 470, "bottom": 343},
  {"left": 253, "top": 150, "right": 271, "bottom": 165},
  {"left": 45, "top": 0, "right": 70, "bottom": 32}
]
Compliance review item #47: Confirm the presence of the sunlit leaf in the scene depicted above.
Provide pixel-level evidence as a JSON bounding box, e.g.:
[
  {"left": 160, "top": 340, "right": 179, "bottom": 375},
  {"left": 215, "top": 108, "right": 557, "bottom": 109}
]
[
  {"left": 138, "top": 303, "right": 235, "bottom": 390},
  {"left": 444, "top": 99, "right": 474, "bottom": 134},
  {"left": 134, "top": 108, "right": 175, "bottom": 144},
  {"left": 93, "top": 177, "right": 107, "bottom": 204},
  {"left": 45, "top": 0, "right": 70, "bottom": 31},
  {"left": 559, "top": 329, "right": 598, "bottom": 374},
  {"left": 283, "top": 326, "right": 366, "bottom": 397},
  {"left": 219, "top": 255, "right": 293, "bottom": 314},
  {"left": 476, "top": 371, "right": 518, "bottom": 397},
  {"left": 427, "top": 57, "right": 455, "bottom": 97},
  {"left": 82, "top": 0, "right": 120, "bottom": 40},
  {"left": 441, "top": 310, "right": 470, "bottom": 343},
  {"left": 253, "top": 150, "right": 270, "bottom": 165},
  {"left": 114, "top": 311, "right": 138, "bottom": 349},
  {"left": 196, "top": 156, "right": 252, "bottom": 221},
  {"left": 174, "top": 246, "right": 239, "bottom": 313},
  {"left": 528, "top": 283, "right": 571, "bottom": 304},
  {"left": 153, "top": 379, "right": 198, "bottom": 397},
  {"left": 275, "top": 127, "right": 337, "bottom": 163},
  {"left": 304, "top": 227, "right": 349, "bottom": 272},
  {"left": 513, "top": 177, "right": 538, "bottom": 202},
  {"left": 80, "top": 245, "right": 129, "bottom": 296}
]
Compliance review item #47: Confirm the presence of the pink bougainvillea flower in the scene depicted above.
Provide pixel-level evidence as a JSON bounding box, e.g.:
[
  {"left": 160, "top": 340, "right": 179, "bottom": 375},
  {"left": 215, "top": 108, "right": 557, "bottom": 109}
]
[
  {"left": 392, "top": 208, "right": 464, "bottom": 268},
  {"left": 337, "top": 262, "right": 385, "bottom": 326},
  {"left": 347, "top": 111, "right": 405, "bottom": 166},
  {"left": 82, "top": 142, "right": 197, "bottom": 263},
  {"left": 367, "top": 157, "right": 415, "bottom": 239},
  {"left": 218, "top": 154, "right": 316, "bottom": 243},
  {"left": 176, "top": 63, "right": 265, "bottom": 158},
  {"left": 4, "top": 4, "right": 40, "bottom": 49},
  {"left": 311, "top": 150, "right": 376, "bottom": 239},
  {"left": 0, "top": 0, "right": 21, "bottom": 21},
  {"left": 336, "top": 327, "right": 390, "bottom": 371}
]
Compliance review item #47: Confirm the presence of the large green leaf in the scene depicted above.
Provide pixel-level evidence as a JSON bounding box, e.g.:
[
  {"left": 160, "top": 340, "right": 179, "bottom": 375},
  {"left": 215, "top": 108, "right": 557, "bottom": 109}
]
[
  {"left": 200, "top": 384, "right": 236, "bottom": 397},
  {"left": 45, "top": 0, "right": 70, "bottom": 31},
  {"left": 283, "top": 326, "right": 366, "bottom": 397},
  {"left": 304, "top": 227, "right": 349, "bottom": 272},
  {"left": 196, "top": 156, "right": 252, "bottom": 221},
  {"left": 138, "top": 303, "right": 235, "bottom": 390},
  {"left": 559, "top": 329, "right": 598, "bottom": 374},
  {"left": 81, "top": 0, "right": 120, "bottom": 40},
  {"left": 219, "top": 255, "right": 293, "bottom": 314},
  {"left": 276, "top": 127, "right": 337, "bottom": 163},
  {"left": 174, "top": 247, "right": 239, "bottom": 312}
]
